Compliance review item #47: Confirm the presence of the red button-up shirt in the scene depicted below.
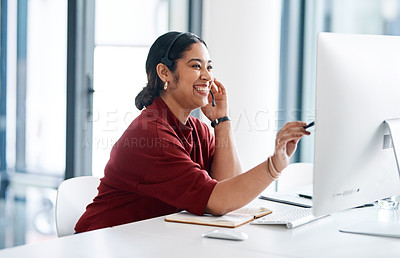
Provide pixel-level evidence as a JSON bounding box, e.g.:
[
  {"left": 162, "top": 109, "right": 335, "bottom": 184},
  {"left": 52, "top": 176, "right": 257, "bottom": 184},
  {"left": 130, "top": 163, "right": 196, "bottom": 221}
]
[{"left": 75, "top": 97, "right": 217, "bottom": 233}]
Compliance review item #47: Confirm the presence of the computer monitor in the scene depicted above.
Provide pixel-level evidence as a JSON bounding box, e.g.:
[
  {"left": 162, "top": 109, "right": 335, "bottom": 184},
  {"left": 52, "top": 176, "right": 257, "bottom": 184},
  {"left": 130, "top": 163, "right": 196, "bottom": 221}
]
[{"left": 313, "top": 32, "right": 400, "bottom": 217}]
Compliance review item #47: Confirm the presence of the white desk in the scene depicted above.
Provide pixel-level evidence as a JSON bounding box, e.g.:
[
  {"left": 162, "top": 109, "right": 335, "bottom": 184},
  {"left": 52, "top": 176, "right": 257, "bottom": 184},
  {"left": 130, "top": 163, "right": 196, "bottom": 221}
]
[{"left": 1, "top": 199, "right": 399, "bottom": 258}]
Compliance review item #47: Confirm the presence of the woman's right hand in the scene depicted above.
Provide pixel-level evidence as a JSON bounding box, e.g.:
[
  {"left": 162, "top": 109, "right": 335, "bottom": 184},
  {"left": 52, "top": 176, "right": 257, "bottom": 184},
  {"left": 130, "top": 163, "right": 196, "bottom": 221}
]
[
  {"left": 201, "top": 78, "right": 228, "bottom": 122},
  {"left": 271, "top": 121, "right": 310, "bottom": 173}
]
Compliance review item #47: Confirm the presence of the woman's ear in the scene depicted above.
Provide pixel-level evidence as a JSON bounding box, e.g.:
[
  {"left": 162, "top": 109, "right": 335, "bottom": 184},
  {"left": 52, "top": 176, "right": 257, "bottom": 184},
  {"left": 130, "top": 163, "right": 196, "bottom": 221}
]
[{"left": 156, "top": 63, "right": 171, "bottom": 83}]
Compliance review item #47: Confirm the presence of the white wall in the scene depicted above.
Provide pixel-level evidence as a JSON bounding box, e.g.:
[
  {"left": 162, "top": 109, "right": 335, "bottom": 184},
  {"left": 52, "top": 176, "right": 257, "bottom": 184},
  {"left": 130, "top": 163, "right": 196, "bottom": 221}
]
[{"left": 202, "top": 0, "right": 282, "bottom": 171}]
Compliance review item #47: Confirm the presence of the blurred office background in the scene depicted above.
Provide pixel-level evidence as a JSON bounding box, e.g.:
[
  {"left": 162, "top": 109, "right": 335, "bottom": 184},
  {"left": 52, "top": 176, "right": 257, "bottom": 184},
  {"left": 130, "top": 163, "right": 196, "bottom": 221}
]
[{"left": 0, "top": 0, "right": 400, "bottom": 249}]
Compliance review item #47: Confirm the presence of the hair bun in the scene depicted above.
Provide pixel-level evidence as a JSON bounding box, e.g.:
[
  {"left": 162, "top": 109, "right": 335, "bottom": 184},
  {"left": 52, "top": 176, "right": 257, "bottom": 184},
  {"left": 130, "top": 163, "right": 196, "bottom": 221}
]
[{"left": 135, "top": 86, "right": 154, "bottom": 110}]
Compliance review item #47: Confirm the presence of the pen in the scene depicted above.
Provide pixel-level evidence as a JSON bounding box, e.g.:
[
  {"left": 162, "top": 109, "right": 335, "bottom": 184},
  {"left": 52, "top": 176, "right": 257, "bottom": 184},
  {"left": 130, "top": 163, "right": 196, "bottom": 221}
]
[
  {"left": 298, "top": 194, "right": 312, "bottom": 200},
  {"left": 354, "top": 203, "right": 374, "bottom": 209},
  {"left": 303, "top": 121, "right": 315, "bottom": 129}
]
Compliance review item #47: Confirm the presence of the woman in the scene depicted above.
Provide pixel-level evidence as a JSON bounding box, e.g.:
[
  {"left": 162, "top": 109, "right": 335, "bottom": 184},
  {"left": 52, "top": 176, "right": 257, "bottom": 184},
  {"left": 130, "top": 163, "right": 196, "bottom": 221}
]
[{"left": 75, "top": 31, "right": 310, "bottom": 233}]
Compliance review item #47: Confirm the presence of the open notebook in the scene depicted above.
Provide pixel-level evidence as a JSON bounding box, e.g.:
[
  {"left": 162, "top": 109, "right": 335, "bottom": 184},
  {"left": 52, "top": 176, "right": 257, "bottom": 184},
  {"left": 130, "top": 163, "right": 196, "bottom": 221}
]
[{"left": 165, "top": 207, "right": 272, "bottom": 228}]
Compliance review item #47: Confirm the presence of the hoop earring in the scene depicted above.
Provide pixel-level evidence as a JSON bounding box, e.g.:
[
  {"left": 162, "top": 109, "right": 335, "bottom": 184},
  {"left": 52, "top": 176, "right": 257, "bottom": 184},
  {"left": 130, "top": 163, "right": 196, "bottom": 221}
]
[{"left": 164, "top": 81, "right": 168, "bottom": 90}]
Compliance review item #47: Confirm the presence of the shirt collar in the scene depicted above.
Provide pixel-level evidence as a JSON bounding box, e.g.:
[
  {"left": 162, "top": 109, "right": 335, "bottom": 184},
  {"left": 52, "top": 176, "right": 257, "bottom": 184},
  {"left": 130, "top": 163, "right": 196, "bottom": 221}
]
[{"left": 149, "top": 97, "right": 193, "bottom": 140}]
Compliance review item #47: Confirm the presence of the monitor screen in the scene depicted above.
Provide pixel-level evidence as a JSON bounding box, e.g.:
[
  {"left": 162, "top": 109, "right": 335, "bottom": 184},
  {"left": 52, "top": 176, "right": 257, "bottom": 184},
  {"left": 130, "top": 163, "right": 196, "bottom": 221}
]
[{"left": 313, "top": 32, "right": 400, "bottom": 217}]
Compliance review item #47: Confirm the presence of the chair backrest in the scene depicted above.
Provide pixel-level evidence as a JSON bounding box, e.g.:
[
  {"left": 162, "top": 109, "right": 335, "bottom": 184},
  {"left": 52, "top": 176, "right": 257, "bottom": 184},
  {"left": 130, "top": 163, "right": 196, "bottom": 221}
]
[{"left": 55, "top": 176, "right": 100, "bottom": 237}]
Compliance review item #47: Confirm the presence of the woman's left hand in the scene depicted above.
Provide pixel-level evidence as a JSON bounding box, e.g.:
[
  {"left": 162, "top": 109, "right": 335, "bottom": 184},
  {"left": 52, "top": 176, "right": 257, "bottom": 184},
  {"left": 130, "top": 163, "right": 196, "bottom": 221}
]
[{"left": 201, "top": 78, "right": 228, "bottom": 121}]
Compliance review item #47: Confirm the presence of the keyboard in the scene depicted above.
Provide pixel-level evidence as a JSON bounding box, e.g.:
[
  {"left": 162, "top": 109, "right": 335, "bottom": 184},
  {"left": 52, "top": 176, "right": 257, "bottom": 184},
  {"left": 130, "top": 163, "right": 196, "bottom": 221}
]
[{"left": 251, "top": 207, "right": 328, "bottom": 229}]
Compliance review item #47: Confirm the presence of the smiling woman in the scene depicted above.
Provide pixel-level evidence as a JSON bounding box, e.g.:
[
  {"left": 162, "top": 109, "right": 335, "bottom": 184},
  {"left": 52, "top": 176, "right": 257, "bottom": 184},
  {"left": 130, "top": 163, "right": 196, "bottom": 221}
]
[
  {"left": 136, "top": 32, "right": 214, "bottom": 120},
  {"left": 158, "top": 42, "right": 215, "bottom": 122},
  {"left": 74, "top": 31, "right": 310, "bottom": 233}
]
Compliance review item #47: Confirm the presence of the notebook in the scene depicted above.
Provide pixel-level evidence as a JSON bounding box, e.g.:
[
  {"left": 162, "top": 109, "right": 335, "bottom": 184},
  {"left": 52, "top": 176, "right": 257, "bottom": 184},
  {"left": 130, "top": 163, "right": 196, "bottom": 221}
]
[{"left": 165, "top": 207, "right": 272, "bottom": 228}]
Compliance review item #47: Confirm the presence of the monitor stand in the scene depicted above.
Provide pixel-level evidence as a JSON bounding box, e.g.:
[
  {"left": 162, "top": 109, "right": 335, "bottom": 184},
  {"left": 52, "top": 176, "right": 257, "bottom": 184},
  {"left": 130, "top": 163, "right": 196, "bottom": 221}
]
[
  {"left": 385, "top": 118, "right": 400, "bottom": 178},
  {"left": 339, "top": 119, "right": 400, "bottom": 239},
  {"left": 377, "top": 119, "right": 400, "bottom": 209},
  {"left": 339, "top": 219, "right": 400, "bottom": 238}
]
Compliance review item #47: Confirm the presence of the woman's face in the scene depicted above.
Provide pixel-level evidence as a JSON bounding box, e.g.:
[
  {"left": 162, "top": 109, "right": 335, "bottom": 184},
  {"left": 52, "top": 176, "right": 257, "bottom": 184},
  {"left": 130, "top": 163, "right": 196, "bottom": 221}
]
[{"left": 167, "top": 42, "right": 213, "bottom": 110}]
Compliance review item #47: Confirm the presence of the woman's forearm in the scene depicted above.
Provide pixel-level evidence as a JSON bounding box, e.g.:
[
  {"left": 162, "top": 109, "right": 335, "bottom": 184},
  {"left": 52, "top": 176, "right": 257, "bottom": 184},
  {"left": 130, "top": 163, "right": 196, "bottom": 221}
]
[
  {"left": 210, "top": 121, "right": 242, "bottom": 181},
  {"left": 205, "top": 121, "right": 310, "bottom": 216},
  {"left": 206, "top": 161, "right": 272, "bottom": 215}
]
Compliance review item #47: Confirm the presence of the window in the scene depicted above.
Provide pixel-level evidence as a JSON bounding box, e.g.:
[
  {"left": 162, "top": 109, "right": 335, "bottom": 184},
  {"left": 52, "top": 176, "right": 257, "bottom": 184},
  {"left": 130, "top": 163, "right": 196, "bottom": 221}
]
[
  {"left": 92, "top": 0, "right": 173, "bottom": 177},
  {"left": 1, "top": 0, "right": 67, "bottom": 248},
  {"left": 299, "top": 0, "right": 400, "bottom": 162},
  {"left": 7, "top": 0, "right": 67, "bottom": 176}
]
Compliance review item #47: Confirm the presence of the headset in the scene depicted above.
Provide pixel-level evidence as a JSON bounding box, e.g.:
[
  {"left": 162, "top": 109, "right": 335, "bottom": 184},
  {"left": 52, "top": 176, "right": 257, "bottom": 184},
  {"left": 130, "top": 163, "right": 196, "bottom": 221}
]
[
  {"left": 160, "top": 32, "right": 215, "bottom": 107},
  {"left": 160, "top": 32, "right": 186, "bottom": 67}
]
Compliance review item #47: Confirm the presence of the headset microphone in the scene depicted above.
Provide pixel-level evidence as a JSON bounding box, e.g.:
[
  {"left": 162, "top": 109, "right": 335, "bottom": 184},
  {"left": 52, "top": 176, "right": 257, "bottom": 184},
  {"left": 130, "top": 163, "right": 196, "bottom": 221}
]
[{"left": 210, "top": 90, "right": 216, "bottom": 107}]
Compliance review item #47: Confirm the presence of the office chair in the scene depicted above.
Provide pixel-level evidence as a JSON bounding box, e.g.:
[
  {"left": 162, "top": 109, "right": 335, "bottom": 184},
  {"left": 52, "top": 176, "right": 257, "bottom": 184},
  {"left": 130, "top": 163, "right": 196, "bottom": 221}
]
[{"left": 55, "top": 176, "right": 100, "bottom": 237}]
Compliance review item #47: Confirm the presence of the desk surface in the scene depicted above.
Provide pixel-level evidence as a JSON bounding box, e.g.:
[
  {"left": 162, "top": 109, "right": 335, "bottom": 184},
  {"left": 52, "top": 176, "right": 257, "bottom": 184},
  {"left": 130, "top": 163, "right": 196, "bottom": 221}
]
[{"left": 1, "top": 199, "right": 399, "bottom": 258}]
